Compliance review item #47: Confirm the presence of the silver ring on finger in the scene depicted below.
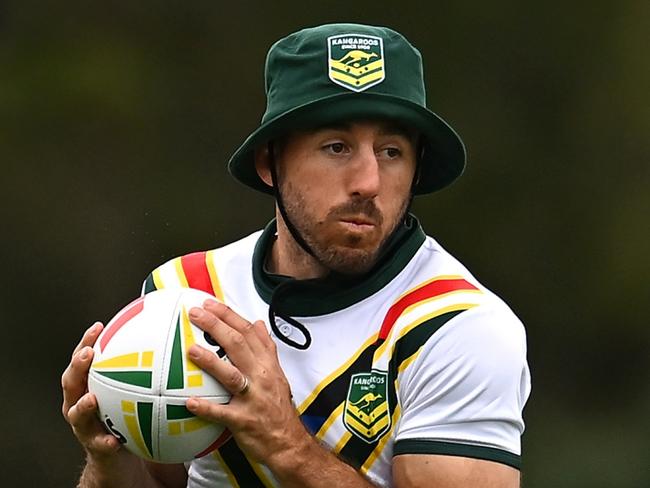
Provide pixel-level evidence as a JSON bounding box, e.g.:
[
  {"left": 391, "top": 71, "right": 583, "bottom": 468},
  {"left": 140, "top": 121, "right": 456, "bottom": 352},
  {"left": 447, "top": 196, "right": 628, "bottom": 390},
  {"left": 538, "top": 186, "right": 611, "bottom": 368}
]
[{"left": 237, "top": 375, "right": 250, "bottom": 396}]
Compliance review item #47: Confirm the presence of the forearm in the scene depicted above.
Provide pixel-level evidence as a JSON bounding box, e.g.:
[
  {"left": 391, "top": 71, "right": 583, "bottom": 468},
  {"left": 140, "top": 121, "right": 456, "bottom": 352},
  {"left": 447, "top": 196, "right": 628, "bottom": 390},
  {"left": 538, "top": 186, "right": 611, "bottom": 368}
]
[
  {"left": 77, "top": 450, "right": 162, "bottom": 488},
  {"left": 266, "top": 435, "right": 376, "bottom": 488}
]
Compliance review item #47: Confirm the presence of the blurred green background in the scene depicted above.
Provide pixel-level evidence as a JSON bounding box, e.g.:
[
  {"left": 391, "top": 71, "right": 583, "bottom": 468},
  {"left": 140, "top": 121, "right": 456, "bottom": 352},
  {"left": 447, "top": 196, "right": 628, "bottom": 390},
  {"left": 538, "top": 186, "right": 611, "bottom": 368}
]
[{"left": 1, "top": 1, "right": 648, "bottom": 486}]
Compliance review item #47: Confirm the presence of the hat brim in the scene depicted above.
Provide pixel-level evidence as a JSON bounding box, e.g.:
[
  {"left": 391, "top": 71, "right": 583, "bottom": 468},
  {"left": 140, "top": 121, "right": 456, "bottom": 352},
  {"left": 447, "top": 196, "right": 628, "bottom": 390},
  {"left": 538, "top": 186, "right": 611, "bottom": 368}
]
[{"left": 227, "top": 92, "right": 466, "bottom": 195}]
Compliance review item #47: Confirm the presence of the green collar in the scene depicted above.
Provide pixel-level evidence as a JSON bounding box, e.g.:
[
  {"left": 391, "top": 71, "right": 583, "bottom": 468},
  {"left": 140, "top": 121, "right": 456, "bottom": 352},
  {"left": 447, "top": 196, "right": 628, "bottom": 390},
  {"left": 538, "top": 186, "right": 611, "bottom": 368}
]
[{"left": 252, "top": 214, "right": 426, "bottom": 316}]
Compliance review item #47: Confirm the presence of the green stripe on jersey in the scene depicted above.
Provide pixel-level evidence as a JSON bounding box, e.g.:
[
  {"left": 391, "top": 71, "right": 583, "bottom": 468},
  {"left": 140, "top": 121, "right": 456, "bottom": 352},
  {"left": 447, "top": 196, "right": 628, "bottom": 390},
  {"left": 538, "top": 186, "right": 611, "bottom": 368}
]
[
  {"left": 390, "top": 310, "right": 465, "bottom": 369},
  {"left": 393, "top": 440, "right": 522, "bottom": 470},
  {"left": 217, "top": 439, "right": 266, "bottom": 487},
  {"left": 143, "top": 274, "right": 157, "bottom": 294},
  {"left": 301, "top": 345, "right": 377, "bottom": 419},
  {"left": 338, "top": 309, "right": 467, "bottom": 468}
]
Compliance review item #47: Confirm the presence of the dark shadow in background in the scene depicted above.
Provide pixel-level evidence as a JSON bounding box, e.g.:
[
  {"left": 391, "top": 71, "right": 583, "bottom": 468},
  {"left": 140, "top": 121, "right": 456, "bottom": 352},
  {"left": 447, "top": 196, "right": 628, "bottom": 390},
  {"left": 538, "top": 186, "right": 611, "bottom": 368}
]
[{"left": 1, "top": 1, "right": 648, "bottom": 486}]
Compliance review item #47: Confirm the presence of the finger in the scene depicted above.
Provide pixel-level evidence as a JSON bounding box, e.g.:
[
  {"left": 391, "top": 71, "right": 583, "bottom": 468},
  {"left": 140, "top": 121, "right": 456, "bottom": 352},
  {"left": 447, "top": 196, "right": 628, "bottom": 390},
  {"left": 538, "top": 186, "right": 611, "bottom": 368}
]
[
  {"left": 67, "top": 392, "right": 100, "bottom": 432},
  {"left": 188, "top": 308, "right": 257, "bottom": 370},
  {"left": 188, "top": 344, "right": 250, "bottom": 395},
  {"left": 72, "top": 322, "right": 104, "bottom": 358},
  {"left": 86, "top": 433, "right": 122, "bottom": 455},
  {"left": 62, "top": 345, "right": 95, "bottom": 420},
  {"left": 251, "top": 320, "right": 274, "bottom": 349},
  {"left": 202, "top": 300, "right": 252, "bottom": 333},
  {"left": 186, "top": 396, "right": 240, "bottom": 427},
  {"left": 202, "top": 301, "right": 265, "bottom": 351},
  {"left": 67, "top": 393, "right": 121, "bottom": 454}
]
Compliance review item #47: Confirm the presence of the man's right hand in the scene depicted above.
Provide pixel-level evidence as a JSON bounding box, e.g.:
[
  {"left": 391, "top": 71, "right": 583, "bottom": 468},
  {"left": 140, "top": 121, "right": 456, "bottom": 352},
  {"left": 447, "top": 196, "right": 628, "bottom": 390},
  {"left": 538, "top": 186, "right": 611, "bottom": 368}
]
[
  {"left": 61, "top": 322, "right": 188, "bottom": 488},
  {"left": 61, "top": 322, "right": 122, "bottom": 459}
]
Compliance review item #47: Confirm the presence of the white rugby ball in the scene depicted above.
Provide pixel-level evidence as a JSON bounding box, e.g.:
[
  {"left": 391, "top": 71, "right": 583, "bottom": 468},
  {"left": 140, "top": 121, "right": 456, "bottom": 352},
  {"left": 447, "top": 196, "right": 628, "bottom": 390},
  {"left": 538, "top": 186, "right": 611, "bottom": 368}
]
[{"left": 88, "top": 288, "right": 231, "bottom": 463}]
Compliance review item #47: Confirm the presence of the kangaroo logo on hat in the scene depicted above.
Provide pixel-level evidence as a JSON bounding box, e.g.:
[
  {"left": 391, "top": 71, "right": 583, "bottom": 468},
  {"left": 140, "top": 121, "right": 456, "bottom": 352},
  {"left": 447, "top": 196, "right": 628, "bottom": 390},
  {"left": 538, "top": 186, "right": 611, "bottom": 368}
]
[{"left": 327, "top": 34, "right": 385, "bottom": 92}]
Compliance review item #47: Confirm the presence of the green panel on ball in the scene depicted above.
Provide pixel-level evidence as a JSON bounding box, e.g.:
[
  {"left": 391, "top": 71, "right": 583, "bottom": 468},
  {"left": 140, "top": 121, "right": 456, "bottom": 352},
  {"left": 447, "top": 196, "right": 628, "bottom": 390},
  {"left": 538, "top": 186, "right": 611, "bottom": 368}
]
[
  {"left": 137, "top": 402, "right": 154, "bottom": 458},
  {"left": 167, "top": 404, "right": 195, "bottom": 420},
  {"left": 167, "top": 315, "right": 185, "bottom": 389},
  {"left": 96, "top": 370, "right": 152, "bottom": 388}
]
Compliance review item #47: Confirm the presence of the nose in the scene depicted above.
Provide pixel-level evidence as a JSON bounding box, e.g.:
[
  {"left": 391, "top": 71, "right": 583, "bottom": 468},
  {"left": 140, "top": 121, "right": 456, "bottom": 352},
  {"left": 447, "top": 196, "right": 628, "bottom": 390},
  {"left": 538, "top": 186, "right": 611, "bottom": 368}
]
[{"left": 347, "top": 145, "right": 380, "bottom": 198}]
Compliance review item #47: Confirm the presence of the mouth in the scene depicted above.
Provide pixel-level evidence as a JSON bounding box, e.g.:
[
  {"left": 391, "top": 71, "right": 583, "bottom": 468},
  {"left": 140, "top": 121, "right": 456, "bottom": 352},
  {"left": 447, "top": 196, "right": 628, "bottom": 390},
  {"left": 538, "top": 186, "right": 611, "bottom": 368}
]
[{"left": 339, "top": 217, "right": 377, "bottom": 231}]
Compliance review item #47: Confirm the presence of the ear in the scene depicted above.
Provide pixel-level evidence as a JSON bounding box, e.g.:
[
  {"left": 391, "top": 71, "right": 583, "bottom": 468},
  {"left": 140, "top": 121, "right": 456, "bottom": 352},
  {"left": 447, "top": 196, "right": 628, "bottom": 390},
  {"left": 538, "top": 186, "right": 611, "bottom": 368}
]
[{"left": 254, "top": 145, "right": 274, "bottom": 188}]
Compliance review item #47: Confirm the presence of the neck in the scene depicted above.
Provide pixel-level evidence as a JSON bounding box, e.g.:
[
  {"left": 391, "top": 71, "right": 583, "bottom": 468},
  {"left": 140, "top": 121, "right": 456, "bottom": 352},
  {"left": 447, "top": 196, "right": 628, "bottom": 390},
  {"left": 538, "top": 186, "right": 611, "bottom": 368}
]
[{"left": 267, "top": 210, "right": 329, "bottom": 280}]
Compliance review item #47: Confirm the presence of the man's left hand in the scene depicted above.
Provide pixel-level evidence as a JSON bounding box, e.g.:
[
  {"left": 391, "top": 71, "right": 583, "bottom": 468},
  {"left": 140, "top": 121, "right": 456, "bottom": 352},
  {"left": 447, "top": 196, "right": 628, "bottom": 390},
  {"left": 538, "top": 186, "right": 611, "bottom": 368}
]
[{"left": 185, "top": 300, "right": 309, "bottom": 467}]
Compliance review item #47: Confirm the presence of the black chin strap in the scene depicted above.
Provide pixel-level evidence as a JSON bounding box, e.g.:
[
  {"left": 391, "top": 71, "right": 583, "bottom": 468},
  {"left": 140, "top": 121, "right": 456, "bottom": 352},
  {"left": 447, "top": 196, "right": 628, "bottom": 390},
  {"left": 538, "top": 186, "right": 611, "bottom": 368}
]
[
  {"left": 267, "top": 141, "right": 315, "bottom": 349},
  {"left": 268, "top": 142, "right": 319, "bottom": 260}
]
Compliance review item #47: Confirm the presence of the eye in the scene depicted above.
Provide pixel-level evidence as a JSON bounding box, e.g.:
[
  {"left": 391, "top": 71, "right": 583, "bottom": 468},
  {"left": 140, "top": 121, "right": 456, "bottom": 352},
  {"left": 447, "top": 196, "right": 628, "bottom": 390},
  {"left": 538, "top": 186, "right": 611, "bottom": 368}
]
[
  {"left": 324, "top": 142, "right": 347, "bottom": 154},
  {"left": 380, "top": 147, "right": 402, "bottom": 159}
]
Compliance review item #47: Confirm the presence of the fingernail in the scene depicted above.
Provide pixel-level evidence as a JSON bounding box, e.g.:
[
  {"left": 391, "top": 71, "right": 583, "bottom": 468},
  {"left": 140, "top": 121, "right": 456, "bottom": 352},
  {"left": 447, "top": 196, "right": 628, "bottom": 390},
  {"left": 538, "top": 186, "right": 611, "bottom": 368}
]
[
  {"left": 80, "top": 348, "right": 88, "bottom": 360},
  {"left": 189, "top": 308, "right": 201, "bottom": 319},
  {"left": 187, "top": 398, "right": 199, "bottom": 410},
  {"left": 188, "top": 345, "right": 201, "bottom": 359}
]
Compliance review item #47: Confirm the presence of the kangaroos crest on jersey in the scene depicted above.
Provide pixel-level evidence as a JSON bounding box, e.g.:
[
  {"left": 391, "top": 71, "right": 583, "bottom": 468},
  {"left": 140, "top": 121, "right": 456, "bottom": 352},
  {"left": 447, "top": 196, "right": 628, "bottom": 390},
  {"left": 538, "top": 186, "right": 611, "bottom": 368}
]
[
  {"left": 345, "top": 370, "right": 390, "bottom": 443},
  {"left": 328, "top": 34, "right": 385, "bottom": 92}
]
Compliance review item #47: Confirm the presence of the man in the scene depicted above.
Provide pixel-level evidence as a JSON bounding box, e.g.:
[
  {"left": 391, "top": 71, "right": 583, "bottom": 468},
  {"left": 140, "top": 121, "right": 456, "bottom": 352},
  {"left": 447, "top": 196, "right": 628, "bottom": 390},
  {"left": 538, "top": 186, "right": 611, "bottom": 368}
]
[{"left": 62, "top": 23, "right": 530, "bottom": 487}]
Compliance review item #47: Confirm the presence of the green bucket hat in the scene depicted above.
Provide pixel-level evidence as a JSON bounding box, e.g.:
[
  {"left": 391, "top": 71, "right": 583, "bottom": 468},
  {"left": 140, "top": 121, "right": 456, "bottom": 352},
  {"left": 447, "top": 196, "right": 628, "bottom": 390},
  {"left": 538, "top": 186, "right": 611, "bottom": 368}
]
[{"left": 228, "top": 23, "right": 466, "bottom": 195}]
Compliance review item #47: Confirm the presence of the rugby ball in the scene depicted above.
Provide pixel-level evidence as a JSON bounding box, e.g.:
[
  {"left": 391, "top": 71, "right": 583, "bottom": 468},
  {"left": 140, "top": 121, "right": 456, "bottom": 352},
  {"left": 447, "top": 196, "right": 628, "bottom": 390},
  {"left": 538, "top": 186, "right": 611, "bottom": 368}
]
[{"left": 88, "top": 288, "right": 232, "bottom": 463}]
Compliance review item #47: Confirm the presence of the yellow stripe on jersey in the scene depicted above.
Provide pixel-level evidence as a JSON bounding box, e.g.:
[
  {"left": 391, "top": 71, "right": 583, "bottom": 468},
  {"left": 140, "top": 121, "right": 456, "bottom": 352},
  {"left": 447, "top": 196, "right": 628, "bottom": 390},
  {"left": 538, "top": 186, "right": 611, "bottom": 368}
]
[
  {"left": 398, "top": 347, "right": 424, "bottom": 374},
  {"left": 333, "top": 430, "right": 353, "bottom": 455},
  {"left": 212, "top": 451, "right": 240, "bottom": 488},
  {"left": 173, "top": 257, "right": 189, "bottom": 287},
  {"left": 401, "top": 288, "right": 483, "bottom": 317},
  {"left": 360, "top": 403, "right": 402, "bottom": 475},
  {"left": 296, "top": 332, "right": 379, "bottom": 414},
  {"left": 152, "top": 268, "right": 164, "bottom": 289},
  {"left": 246, "top": 457, "right": 276, "bottom": 488},
  {"left": 374, "top": 302, "right": 479, "bottom": 360},
  {"left": 206, "top": 250, "right": 225, "bottom": 302},
  {"left": 316, "top": 402, "right": 345, "bottom": 441}
]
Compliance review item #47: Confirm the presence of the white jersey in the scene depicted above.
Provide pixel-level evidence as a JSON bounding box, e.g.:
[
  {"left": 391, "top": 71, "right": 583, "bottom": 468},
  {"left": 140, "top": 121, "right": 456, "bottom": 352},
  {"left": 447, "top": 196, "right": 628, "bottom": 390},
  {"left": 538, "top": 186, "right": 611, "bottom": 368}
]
[{"left": 142, "top": 217, "right": 531, "bottom": 487}]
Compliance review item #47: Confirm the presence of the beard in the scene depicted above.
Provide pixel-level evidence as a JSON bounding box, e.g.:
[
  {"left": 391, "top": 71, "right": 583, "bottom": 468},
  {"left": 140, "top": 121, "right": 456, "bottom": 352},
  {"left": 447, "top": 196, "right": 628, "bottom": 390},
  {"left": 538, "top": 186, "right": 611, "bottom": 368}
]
[{"left": 279, "top": 181, "right": 411, "bottom": 276}]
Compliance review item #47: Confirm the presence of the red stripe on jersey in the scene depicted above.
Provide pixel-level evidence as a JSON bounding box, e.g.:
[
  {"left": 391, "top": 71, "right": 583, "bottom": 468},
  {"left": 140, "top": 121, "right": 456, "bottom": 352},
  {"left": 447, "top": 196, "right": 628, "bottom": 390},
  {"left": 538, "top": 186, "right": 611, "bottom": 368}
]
[
  {"left": 100, "top": 297, "right": 145, "bottom": 352},
  {"left": 181, "top": 252, "right": 215, "bottom": 296},
  {"left": 377, "top": 278, "right": 478, "bottom": 341},
  {"left": 195, "top": 429, "right": 232, "bottom": 458}
]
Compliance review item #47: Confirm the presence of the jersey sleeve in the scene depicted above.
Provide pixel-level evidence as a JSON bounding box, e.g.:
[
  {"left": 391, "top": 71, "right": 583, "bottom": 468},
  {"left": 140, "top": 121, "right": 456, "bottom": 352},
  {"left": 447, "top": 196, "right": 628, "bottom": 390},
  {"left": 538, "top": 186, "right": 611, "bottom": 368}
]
[
  {"left": 140, "top": 250, "right": 224, "bottom": 301},
  {"left": 393, "top": 302, "right": 531, "bottom": 469}
]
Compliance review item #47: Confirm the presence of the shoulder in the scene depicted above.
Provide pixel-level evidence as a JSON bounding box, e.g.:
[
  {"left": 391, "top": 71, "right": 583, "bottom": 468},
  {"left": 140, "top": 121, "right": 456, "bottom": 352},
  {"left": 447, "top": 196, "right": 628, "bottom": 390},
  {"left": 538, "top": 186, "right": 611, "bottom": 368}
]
[
  {"left": 384, "top": 284, "right": 530, "bottom": 466},
  {"left": 377, "top": 235, "right": 531, "bottom": 452},
  {"left": 394, "top": 232, "right": 525, "bottom": 341},
  {"left": 398, "top": 298, "right": 528, "bottom": 390},
  {"left": 140, "top": 229, "right": 264, "bottom": 298},
  {"left": 385, "top": 235, "right": 528, "bottom": 390},
  {"left": 385, "top": 265, "right": 531, "bottom": 461},
  {"left": 391, "top": 297, "right": 530, "bottom": 465},
  {"left": 413, "top": 234, "right": 528, "bottom": 367},
  {"left": 379, "top": 267, "right": 526, "bottom": 375}
]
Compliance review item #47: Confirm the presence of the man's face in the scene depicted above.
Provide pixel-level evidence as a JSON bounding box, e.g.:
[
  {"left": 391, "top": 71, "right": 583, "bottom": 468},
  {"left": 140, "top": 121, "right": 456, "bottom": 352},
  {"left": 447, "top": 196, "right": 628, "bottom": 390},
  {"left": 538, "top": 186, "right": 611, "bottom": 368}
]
[{"left": 273, "top": 120, "right": 418, "bottom": 275}]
